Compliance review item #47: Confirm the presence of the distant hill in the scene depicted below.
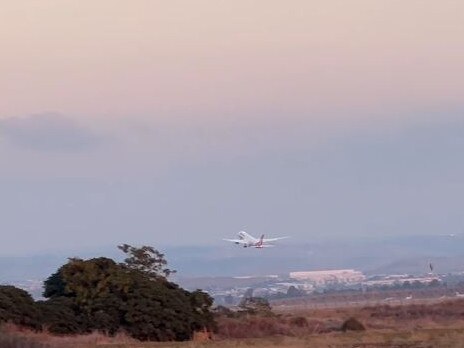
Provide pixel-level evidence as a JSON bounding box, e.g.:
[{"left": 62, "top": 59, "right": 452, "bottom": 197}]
[
  {"left": 2, "top": 235, "right": 464, "bottom": 286},
  {"left": 0, "top": 255, "right": 67, "bottom": 281},
  {"left": 367, "top": 256, "right": 464, "bottom": 275}
]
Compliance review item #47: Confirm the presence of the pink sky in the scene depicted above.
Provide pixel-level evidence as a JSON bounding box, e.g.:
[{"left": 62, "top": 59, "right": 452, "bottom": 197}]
[
  {"left": 1, "top": 1, "right": 464, "bottom": 252},
  {"left": 0, "top": 0, "right": 463, "bottom": 126}
]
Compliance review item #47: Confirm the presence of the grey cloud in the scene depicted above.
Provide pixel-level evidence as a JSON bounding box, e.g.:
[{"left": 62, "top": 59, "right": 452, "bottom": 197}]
[{"left": 0, "top": 113, "right": 101, "bottom": 152}]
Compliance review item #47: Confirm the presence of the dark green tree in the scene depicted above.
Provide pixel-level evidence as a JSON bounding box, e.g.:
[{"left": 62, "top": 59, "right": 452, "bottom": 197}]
[
  {"left": 41, "top": 249, "right": 215, "bottom": 341},
  {"left": 189, "top": 289, "right": 216, "bottom": 331},
  {"left": 118, "top": 244, "right": 176, "bottom": 280},
  {"left": 42, "top": 267, "right": 67, "bottom": 299},
  {"left": 36, "top": 297, "right": 88, "bottom": 334},
  {"left": 0, "top": 286, "right": 42, "bottom": 330}
]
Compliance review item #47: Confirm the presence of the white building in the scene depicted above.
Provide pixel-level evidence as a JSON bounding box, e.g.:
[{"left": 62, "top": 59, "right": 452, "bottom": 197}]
[{"left": 289, "top": 269, "right": 365, "bottom": 285}]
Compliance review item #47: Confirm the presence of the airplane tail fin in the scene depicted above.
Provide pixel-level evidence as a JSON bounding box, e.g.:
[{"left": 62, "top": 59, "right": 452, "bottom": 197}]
[{"left": 256, "top": 244, "right": 274, "bottom": 248}]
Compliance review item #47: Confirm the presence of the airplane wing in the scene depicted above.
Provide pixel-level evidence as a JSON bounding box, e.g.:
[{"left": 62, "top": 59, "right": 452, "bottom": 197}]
[
  {"left": 223, "top": 238, "right": 247, "bottom": 244},
  {"left": 262, "top": 236, "right": 289, "bottom": 242}
]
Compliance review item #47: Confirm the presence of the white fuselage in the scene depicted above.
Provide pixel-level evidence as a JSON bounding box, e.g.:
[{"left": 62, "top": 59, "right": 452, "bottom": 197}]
[
  {"left": 224, "top": 230, "right": 287, "bottom": 248},
  {"left": 237, "top": 231, "right": 264, "bottom": 248}
]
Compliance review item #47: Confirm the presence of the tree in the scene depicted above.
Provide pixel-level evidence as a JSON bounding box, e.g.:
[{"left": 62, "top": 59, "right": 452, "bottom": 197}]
[
  {"left": 42, "top": 257, "right": 130, "bottom": 335},
  {"left": 36, "top": 297, "right": 88, "bottom": 334},
  {"left": 189, "top": 290, "right": 216, "bottom": 331},
  {"left": 239, "top": 288, "right": 254, "bottom": 305},
  {"left": 287, "top": 285, "right": 305, "bottom": 298},
  {"left": 0, "top": 286, "right": 42, "bottom": 330},
  {"left": 239, "top": 297, "right": 272, "bottom": 315},
  {"left": 41, "top": 250, "right": 215, "bottom": 341},
  {"left": 118, "top": 244, "right": 176, "bottom": 280},
  {"left": 42, "top": 266, "right": 67, "bottom": 299},
  {"left": 341, "top": 317, "right": 365, "bottom": 332}
]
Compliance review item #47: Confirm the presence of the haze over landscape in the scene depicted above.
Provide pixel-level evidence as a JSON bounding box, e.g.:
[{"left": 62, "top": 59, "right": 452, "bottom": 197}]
[
  {"left": 4, "top": 2, "right": 464, "bottom": 347},
  {"left": 1, "top": 0, "right": 464, "bottom": 261}
]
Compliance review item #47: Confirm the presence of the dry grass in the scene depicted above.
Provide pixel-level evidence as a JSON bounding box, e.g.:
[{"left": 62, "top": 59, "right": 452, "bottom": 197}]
[
  {"left": 22, "top": 329, "right": 462, "bottom": 348},
  {"left": 5, "top": 299, "right": 464, "bottom": 347},
  {"left": 0, "top": 324, "right": 137, "bottom": 348},
  {"left": 4, "top": 328, "right": 464, "bottom": 348}
]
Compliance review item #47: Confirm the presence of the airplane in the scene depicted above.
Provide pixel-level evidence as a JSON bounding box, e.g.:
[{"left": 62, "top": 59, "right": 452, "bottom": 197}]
[{"left": 224, "top": 231, "right": 289, "bottom": 249}]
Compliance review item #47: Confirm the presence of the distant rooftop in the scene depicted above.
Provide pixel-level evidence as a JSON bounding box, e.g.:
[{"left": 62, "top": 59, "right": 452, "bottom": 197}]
[{"left": 289, "top": 269, "right": 365, "bottom": 284}]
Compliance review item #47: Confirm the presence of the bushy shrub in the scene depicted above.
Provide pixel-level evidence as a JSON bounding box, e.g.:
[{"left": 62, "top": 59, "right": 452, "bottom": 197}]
[
  {"left": 36, "top": 297, "right": 89, "bottom": 335},
  {"left": 212, "top": 305, "right": 235, "bottom": 317},
  {"left": 0, "top": 286, "right": 42, "bottom": 330},
  {"left": 239, "top": 297, "right": 272, "bottom": 315},
  {"left": 41, "top": 257, "right": 215, "bottom": 341},
  {"left": 341, "top": 317, "right": 365, "bottom": 332},
  {"left": 1, "top": 245, "right": 215, "bottom": 342}
]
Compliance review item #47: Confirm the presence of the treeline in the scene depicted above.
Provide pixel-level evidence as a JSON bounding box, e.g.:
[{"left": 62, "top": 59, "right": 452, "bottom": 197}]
[{"left": 0, "top": 245, "right": 215, "bottom": 341}]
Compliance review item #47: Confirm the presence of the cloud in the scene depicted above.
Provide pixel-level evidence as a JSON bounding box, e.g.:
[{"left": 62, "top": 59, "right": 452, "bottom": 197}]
[{"left": 0, "top": 113, "right": 101, "bottom": 152}]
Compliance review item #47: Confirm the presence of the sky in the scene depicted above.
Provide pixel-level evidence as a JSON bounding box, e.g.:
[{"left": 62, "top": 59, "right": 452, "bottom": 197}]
[{"left": 1, "top": 1, "right": 464, "bottom": 254}]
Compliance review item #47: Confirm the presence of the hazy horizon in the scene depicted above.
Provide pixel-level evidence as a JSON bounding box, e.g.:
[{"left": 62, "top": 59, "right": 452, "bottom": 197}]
[{"left": 1, "top": 1, "right": 464, "bottom": 254}]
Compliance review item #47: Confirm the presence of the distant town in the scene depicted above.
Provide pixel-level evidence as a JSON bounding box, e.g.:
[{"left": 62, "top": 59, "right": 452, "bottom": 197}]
[
  {"left": 5, "top": 234, "right": 464, "bottom": 305},
  {"left": 174, "top": 268, "right": 464, "bottom": 307},
  {"left": 7, "top": 267, "right": 464, "bottom": 305}
]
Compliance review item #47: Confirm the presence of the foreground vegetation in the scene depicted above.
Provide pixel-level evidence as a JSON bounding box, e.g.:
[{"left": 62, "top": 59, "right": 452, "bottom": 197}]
[
  {"left": 2, "top": 321, "right": 464, "bottom": 347},
  {"left": 4, "top": 245, "right": 464, "bottom": 346},
  {"left": 0, "top": 245, "right": 215, "bottom": 342},
  {"left": 4, "top": 298, "right": 464, "bottom": 347}
]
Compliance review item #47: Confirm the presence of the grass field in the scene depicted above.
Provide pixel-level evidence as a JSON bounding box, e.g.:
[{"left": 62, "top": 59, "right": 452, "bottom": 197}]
[
  {"left": 4, "top": 329, "right": 464, "bottom": 348},
  {"left": 4, "top": 299, "right": 464, "bottom": 347}
]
